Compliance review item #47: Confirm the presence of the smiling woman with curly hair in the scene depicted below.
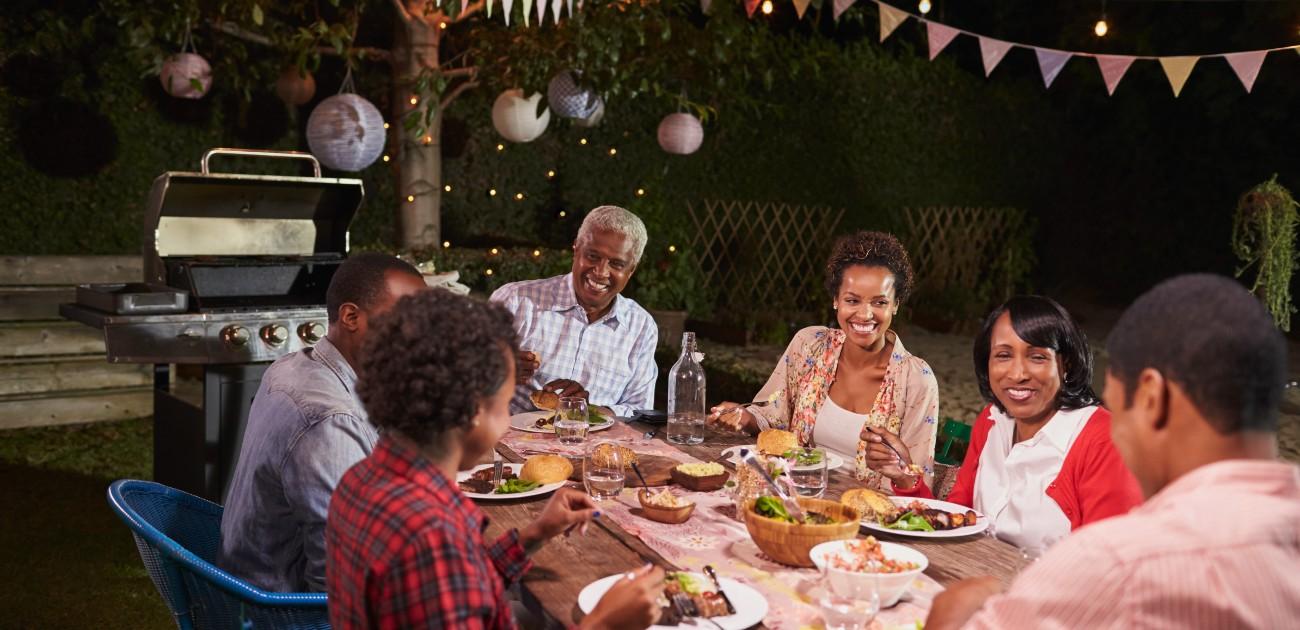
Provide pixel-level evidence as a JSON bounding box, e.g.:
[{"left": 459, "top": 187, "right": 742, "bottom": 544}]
[
  {"left": 707, "top": 230, "right": 940, "bottom": 493},
  {"left": 326, "top": 291, "right": 664, "bottom": 630}
]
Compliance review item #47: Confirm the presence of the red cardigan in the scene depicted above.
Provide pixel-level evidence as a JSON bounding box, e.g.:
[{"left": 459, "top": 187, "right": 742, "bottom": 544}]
[{"left": 894, "top": 404, "right": 1142, "bottom": 530}]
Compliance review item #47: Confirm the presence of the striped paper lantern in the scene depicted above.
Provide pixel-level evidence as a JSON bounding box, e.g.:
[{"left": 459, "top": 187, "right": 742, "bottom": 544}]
[
  {"left": 160, "top": 53, "right": 212, "bottom": 99},
  {"left": 657, "top": 113, "right": 704, "bottom": 155},
  {"left": 573, "top": 95, "right": 605, "bottom": 128},
  {"left": 547, "top": 70, "right": 600, "bottom": 119},
  {"left": 306, "top": 93, "right": 386, "bottom": 171},
  {"left": 492, "top": 89, "right": 550, "bottom": 143},
  {"left": 275, "top": 67, "right": 316, "bottom": 106}
]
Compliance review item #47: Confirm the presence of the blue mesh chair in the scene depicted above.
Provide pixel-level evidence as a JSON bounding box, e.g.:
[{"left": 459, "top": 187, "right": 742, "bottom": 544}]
[{"left": 107, "top": 479, "right": 329, "bottom": 630}]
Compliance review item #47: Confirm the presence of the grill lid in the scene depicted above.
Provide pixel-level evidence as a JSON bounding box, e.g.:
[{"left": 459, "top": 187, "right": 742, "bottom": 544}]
[{"left": 144, "top": 149, "right": 362, "bottom": 283}]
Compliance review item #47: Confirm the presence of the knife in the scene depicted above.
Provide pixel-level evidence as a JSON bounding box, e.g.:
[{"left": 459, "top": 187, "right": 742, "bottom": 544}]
[
  {"left": 739, "top": 448, "right": 806, "bottom": 523},
  {"left": 702, "top": 565, "right": 735, "bottom": 615},
  {"left": 492, "top": 449, "right": 504, "bottom": 490}
]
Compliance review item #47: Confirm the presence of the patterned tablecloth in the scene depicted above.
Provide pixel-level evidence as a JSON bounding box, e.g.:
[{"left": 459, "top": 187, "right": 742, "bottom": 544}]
[{"left": 498, "top": 422, "right": 942, "bottom": 629}]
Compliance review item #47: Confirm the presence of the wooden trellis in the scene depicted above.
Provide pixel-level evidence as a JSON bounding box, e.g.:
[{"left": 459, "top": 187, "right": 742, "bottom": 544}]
[
  {"left": 687, "top": 200, "right": 845, "bottom": 315},
  {"left": 902, "top": 206, "right": 1032, "bottom": 307}
]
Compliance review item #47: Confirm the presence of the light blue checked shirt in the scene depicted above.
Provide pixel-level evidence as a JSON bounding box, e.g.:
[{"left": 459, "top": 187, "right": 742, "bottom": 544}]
[{"left": 491, "top": 273, "right": 658, "bottom": 417}]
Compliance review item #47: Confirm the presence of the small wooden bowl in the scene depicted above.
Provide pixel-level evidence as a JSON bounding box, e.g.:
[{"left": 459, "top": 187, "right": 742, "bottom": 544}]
[
  {"left": 670, "top": 466, "right": 729, "bottom": 492},
  {"left": 637, "top": 489, "right": 696, "bottom": 524},
  {"left": 744, "top": 497, "right": 860, "bottom": 567}
]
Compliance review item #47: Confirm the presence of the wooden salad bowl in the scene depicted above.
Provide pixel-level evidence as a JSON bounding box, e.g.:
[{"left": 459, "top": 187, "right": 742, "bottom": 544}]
[{"left": 744, "top": 497, "right": 860, "bottom": 567}]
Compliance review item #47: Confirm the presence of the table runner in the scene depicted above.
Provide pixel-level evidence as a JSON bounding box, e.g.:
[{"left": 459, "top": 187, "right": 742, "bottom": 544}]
[{"left": 497, "top": 423, "right": 941, "bottom": 629}]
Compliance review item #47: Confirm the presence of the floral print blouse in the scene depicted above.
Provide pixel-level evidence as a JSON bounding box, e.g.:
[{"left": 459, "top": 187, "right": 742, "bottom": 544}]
[{"left": 750, "top": 326, "right": 940, "bottom": 492}]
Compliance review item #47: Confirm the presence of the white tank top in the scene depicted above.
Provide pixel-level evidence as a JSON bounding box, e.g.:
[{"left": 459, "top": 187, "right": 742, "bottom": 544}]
[{"left": 813, "top": 396, "right": 868, "bottom": 464}]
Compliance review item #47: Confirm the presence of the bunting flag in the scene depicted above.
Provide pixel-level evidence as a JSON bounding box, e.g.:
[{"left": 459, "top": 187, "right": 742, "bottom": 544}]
[
  {"left": 503, "top": 0, "right": 513, "bottom": 25},
  {"left": 461, "top": 0, "right": 469, "bottom": 14},
  {"left": 793, "top": 0, "right": 812, "bottom": 20},
  {"left": 700, "top": 0, "right": 711, "bottom": 14},
  {"left": 487, "top": 0, "right": 494, "bottom": 17},
  {"left": 535, "top": 0, "right": 546, "bottom": 25},
  {"left": 522, "top": 0, "right": 531, "bottom": 25},
  {"left": 1097, "top": 55, "right": 1136, "bottom": 95},
  {"left": 1225, "top": 51, "right": 1267, "bottom": 93},
  {"left": 1158, "top": 56, "right": 1198, "bottom": 97},
  {"left": 979, "top": 37, "right": 1013, "bottom": 77},
  {"left": 566, "top": 0, "right": 573, "bottom": 17},
  {"left": 834, "top": 0, "right": 856, "bottom": 21},
  {"left": 745, "top": 0, "right": 761, "bottom": 18},
  {"left": 926, "top": 22, "right": 959, "bottom": 61},
  {"left": 1034, "top": 49, "right": 1071, "bottom": 88},
  {"left": 551, "top": 0, "right": 561, "bottom": 21},
  {"left": 878, "top": 3, "right": 908, "bottom": 39}
]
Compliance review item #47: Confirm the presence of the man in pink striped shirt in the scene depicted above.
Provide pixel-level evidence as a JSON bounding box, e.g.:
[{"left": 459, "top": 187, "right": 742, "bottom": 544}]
[{"left": 927, "top": 274, "right": 1300, "bottom": 630}]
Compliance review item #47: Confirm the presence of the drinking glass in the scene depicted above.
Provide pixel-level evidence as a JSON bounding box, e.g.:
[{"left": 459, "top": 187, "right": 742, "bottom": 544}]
[
  {"left": 583, "top": 440, "right": 625, "bottom": 500},
  {"left": 816, "top": 565, "right": 880, "bottom": 630},
  {"left": 789, "top": 447, "right": 829, "bottom": 498},
  {"left": 555, "top": 397, "right": 590, "bottom": 445}
]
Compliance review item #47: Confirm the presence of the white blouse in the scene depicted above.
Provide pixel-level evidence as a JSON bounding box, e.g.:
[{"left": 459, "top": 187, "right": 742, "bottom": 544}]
[
  {"left": 972, "top": 405, "right": 1097, "bottom": 550},
  {"left": 813, "top": 396, "right": 868, "bottom": 464}
]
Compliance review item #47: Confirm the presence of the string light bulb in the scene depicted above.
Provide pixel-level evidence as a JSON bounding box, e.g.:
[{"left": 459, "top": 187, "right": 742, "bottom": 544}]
[
  {"left": 485, "top": 268, "right": 494, "bottom": 276},
  {"left": 668, "top": 245, "right": 677, "bottom": 253},
  {"left": 406, "top": 195, "right": 415, "bottom": 203},
  {"left": 579, "top": 138, "right": 588, "bottom": 145},
  {"left": 608, "top": 148, "right": 617, "bottom": 156},
  {"left": 409, "top": 95, "right": 418, "bottom": 105},
  {"left": 422, "top": 135, "right": 432, "bottom": 145},
  {"left": 546, "top": 170, "right": 556, "bottom": 178},
  {"left": 383, "top": 122, "right": 390, "bottom": 129},
  {"left": 444, "top": 184, "right": 452, "bottom": 192},
  {"left": 532, "top": 249, "right": 541, "bottom": 257},
  {"left": 489, "top": 188, "right": 498, "bottom": 196},
  {"left": 382, "top": 155, "right": 390, "bottom": 162},
  {"left": 1094, "top": 17, "right": 1108, "bottom": 37},
  {"left": 636, "top": 188, "right": 646, "bottom": 197},
  {"left": 761, "top": 0, "right": 773, "bottom": 14},
  {"left": 490, "top": 247, "right": 499, "bottom": 255},
  {"left": 496, "top": 143, "right": 505, "bottom": 151},
  {"left": 439, "top": 21, "right": 448, "bottom": 30},
  {"left": 918, "top": 0, "right": 931, "bottom": 15},
  {"left": 514, "top": 192, "right": 525, "bottom": 201},
  {"left": 442, "top": 241, "right": 451, "bottom": 248},
  {"left": 559, "top": 210, "right": 567, "bottom": 217}
]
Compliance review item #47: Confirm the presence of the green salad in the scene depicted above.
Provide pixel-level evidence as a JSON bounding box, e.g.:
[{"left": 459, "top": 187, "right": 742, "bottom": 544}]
[
  {"left": 884, "top": 511, "right": 935, "bottom": 532},
  {"left": 666, "top": 572, "right": 702, "bottom": 595},
  {"left": 493, "top": 479, "right": 541, "bottom": 494},
  {"left": 754, "top": 496, "right": 796, "bottom": 523},
  {"left": 587, "top": 409, "right": 611, "bottom": 425},
  {"left": 782, "top": 448, "right": 825, "bottom": 466}
]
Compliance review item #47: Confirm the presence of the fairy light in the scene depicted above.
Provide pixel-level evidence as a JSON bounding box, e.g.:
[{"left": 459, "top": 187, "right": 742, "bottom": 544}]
[
  {"left": 559, "top": 210, "right": 567, "bottom": 218},
  {"left": 439, "top": 21, "right": 448, "bottom": 30},
  {"left": 579, "top": 138, "right": 588, "bottom": 145},
  {"left": 422, "top": 135, "right": 432, "bottom": 145},
  {"left": 406, "top": 195, "right": 415, "bottom": 203},
  {"left": 383, "top": 122, "right": 390, "bottom": 129},
  {"left": 409, "top": 95, "right": 419, "bottom": 105},
  {"left": 669, "top": 245, "right": 677, "bottom": 253},
  {"left": 761, "top": 0, "right": 773, "bottom": 14},
  {"left": 489, "top": 188, "right": 498, "bottom": 197},
  {"left": 496, "top": 143, "right": 505, "bottom": 151},
  {"left": 608, "top": 148, "right": 617, "bottom": 156},
  {"left": 918, "top": 0, "right": 931, "bottom": 15},
  {"left": 635, "top": 188, "right": 646, "bottom": 197},
  {"left": 442, "top": 241, "right": 451, "bottom": 248},
  {"left": 514, "top": 192, "right": 525, "bottom": 200},
  {"left": 1094, "top": 1, "right": 1109, "bottom": 37},
  {"left": 532, "top": 249, "right": 541, "bottom": 257},
  {"left": 444, "top": 184, "right": 452, "bottom": 192},
  {"left": 485, "top": 268, "right": 494, "bottom": 276},
  {"left": 490, "top": 247, "right": 499, "bottom": 255},
  {"left": 546, "top": 170, "right": 556, "bottom": 178},
  {"left": 382, "top": 155, "right": 390, "bottom": 162}
]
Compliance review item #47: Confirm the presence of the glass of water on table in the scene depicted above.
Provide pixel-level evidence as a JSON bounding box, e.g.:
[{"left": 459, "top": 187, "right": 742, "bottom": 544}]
[
  {"left": 554, "top": 396, "right": 589, "bottom": 445},
  {"left": 789, "top": 447, "right": 829, "bottom": 498},
  {"left": 583, "top": 440, "right": 625, "bottom": 500}
]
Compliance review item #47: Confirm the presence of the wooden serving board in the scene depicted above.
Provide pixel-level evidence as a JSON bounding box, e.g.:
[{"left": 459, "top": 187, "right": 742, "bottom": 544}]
[{"left": 567, "top": 454, "right": 682, "bottom": 486}]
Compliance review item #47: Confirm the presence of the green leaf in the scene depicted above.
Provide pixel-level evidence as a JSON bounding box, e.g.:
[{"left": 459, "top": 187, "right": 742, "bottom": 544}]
[{"left": 252, "top": 4, "right": 263, "bottom": 26}]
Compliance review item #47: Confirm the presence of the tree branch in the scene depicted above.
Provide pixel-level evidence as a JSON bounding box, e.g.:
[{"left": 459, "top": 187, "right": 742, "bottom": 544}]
[
  {"left": 391, "top": 0, "right": 413, "bottom": 23},
  {"left": 454, "top": 0, "right": 487, "bottom": 23},
  {"left": 441, "top": 66, "right": 477, "bottom": 80},
  {"left": 208, "top": 20, "right": 393, "bottom": 64},
  {"left": 441, "top": 79, "right": 480, "bottom": 110}
]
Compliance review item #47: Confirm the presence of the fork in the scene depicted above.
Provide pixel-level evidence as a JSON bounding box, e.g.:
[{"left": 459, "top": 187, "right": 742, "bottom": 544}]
[{"left": 492, "top": 449, "right": 504, "bottom": 490}]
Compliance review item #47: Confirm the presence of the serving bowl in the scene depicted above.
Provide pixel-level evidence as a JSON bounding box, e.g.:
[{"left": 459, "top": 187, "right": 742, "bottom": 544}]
[
  {"left": 809, "top": 539, "right": 929, "bottom": 607},
  {"left": 637, "top": 489, "right": 696, "bottom": 524},
  {"left": 743, "top": 498, "right": 859, "bottom": 567}
]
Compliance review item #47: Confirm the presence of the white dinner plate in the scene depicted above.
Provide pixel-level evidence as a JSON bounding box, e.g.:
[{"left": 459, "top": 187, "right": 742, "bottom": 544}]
[
  {"left": 509, "top": 411, "right": 616, "bottom": 434},
  {"left": 577, "top": 572, "right": 768, "bottom": 630},
  {"left": 720, "top": 445, "right": 845, "bottom": 471},
  {"left": 861, "top": 496, "right": 988, "bottom": 539},
  {"left": 455, "top": 463, "right": 566, "bottom": 501}
]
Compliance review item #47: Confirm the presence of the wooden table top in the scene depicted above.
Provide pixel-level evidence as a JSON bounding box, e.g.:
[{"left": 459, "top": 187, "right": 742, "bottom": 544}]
[{"left": 479, "top": 421, "right": 1024, "bottom": 628}]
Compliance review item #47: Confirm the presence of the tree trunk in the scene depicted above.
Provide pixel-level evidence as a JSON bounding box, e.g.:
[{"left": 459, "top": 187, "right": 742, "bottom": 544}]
[{"left": 392, "top": 14, "right": 442, "bottom": 250}]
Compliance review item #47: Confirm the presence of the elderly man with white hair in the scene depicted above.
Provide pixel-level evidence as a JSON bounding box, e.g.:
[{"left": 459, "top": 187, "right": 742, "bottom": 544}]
[{"left": 490, "top": 205, "right": 659, "bottom": 417}]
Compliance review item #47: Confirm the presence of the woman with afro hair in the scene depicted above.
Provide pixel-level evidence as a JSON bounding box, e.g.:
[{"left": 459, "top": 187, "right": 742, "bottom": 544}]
[{"left": 708, "top": 230, "right": 940, "bottom": 493}]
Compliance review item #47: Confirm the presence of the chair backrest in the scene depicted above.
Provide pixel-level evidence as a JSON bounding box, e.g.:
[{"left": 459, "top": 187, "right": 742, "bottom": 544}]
[
  {"left": 935, "top": 418, "right": 973, "bottom": 466},
  {"left": 107, "top": 479, "right": 329, "bottom": 630}
]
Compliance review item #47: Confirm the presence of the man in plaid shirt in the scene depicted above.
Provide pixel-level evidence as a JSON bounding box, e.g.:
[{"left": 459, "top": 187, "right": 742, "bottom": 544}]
[
  {"left": 491, "top": 206, "right": 658, "bottom": 417},
  {"left": 327, "top": 290, "right": 663, "bottom": 629}
]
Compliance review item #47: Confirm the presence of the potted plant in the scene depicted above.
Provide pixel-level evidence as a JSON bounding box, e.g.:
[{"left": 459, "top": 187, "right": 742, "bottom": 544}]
[
  {"left": 631, "top": 250, "right": 713, "bottom": 347},
  {"left": 1232, "top": 175, "right": 1299, "bottom": 331}
]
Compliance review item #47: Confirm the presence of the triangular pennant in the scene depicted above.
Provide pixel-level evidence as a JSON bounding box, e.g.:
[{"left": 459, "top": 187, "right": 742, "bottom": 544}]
[
  {"left": 1158, "top": 56, "right": 1198, "bottom": 97},
  {"left": 700, "top": 0, "right": 711, "bottom": 14},
  {"left": 487, "top": 0, "right": 494, "bottom": 17},
  {"left": 1224, "top": 51, "right": 1267, "bottom": 93},
  {"left": 535, "top": 0, "right": 545, "bottom": 24},
  {"left": 522, "top": 0, "right": 532, "bottom": 25},
  {"left": 503, "top": 0, "right": 513, "bottom": 24},
  {"left": 793, "top": 0, "right": 811, "bottom": 20},
  {"left": 834, "top": 0, "right": 856, "bottom": 21},
  {"left": 1096, "top": 55, "right": 1136, "bottom": 96},
  {"left": 551, "top": 0, "right": 562, "bottom": 22},
  {"left": 461, "top": 0, "right": 469, "bottom": 15},
  {"left": 877, "top": 3, "right": 907, "bottom": 37},
  {"left": 926, "top": 22, "right": 959, "bottom": 61},
  {"left": 978, "top": 37, "right": 1013, "bottom": 77},
  {"left": 566, "top": 0, "right": 573, "bottom": 17},
  {"left": 1034, "top": 49, "right": 1071, "bottom": 88},
  {"left": 746, "top": 0, "right": 761, "bottom": 17}
]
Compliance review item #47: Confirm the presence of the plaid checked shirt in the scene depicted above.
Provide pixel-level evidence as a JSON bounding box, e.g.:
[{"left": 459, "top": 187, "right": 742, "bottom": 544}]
[
  {"left": 326, "top": 435, "right": 531, "bottom": 630},
  {"left": 491, "top": 273, "right": 658, "bottom": 417}
]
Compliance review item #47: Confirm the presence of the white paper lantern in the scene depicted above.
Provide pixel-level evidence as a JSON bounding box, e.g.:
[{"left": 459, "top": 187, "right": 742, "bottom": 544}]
[
  {"left": 306, "top": 93, "right": 386, "bottom": 171},
  {"left": 657, "top": 113, "right": 704, "bottom": 155},
  {"left": 573, "top": 95, "right": 605, "bottom": 128},
  {"left": 547, "top": 71, "right": 599, "bottom": 119},
  {"left": 160, "top": 53, "right": 212, "bottom": 99},
  {"left": 275, "top": 67, "right": 316, "bottom": 106},
  {"left": 492, "top": 89, "right": 550, "bottom": 143}
]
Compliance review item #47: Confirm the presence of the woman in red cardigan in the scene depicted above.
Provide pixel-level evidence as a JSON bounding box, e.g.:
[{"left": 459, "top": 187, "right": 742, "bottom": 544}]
[{"left": 863, "top": 296, "right": 1142, "bottom": 550}]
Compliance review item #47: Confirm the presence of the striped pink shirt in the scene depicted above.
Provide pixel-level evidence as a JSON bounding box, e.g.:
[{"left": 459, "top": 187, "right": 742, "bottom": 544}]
[{"left": 965, "top": 459, "right": 1300, "bottom": 629}]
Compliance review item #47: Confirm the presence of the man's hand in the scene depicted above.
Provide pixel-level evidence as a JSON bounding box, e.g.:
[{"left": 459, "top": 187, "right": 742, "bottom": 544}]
[
  {"left": 543, "top": 378, "right": 589, "bottom": 400},
  {"left": 516, "top": 350, "right": 540, "bottom": 385},
  {"left": 518, "top": 488, "right": 599, "bottom": 551},
  {"left": 925, "top": 575, "right": 1004, "bottom": 630},
  {"left": 579, "top": 564, "right": 665, "bottom": 630}
]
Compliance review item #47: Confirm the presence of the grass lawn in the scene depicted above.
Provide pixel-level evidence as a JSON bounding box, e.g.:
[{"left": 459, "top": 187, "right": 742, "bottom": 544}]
[{"left": 0, "top": 418, "right": 171, "bottom": 629}]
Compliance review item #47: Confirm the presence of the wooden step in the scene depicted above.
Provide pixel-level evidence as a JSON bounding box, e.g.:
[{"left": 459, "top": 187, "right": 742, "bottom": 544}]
[
  {"left": 0, "top": 387, "right": 152, "bottom": 430},
  {"left": 0, "top": 357, "right": 151, "bottom": 397}
]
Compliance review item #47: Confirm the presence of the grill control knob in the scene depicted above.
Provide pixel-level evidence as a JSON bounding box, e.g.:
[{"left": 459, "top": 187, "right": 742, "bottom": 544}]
[
  {"left": 298, "top": 322, "right": 326, "bottom": 344},
  {"left": 260, "top": 324, "right": 290, "bottom": 346},
  {"left": 221, "top": 325, "right": 251, "bottom": 347}
]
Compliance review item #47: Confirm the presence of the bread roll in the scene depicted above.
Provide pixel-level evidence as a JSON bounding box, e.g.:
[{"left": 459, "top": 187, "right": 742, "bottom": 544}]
[
  {"left": 519, "top": 454, "right": 573, "bottom": 484},
  {"left": 756, "top": 429, "right": 798, "bottom": 456},
  {"left": 592, "top": 443, "right": 638, "bottom": 468},
  {"left": 530, "top": 389, "right": 560, "bottom": 411},
  {"left": 840, "top": 488, "right": 901, "bottom": 523}
]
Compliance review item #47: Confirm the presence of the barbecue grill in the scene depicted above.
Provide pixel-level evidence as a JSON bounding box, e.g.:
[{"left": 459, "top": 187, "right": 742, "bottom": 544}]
[{"left": 62, "top": 148, "right": 361, "bottom": 502}]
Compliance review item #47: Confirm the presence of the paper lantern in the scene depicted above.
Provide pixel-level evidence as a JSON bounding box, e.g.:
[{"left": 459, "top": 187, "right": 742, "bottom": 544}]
[
  {"left": 573, "top": 96, "right": 605, "bottom": 128},
  {"left": 306, "top": 93, "right": 386, "bottom": 171},
  {"left": 657, "top": 113, "right": 704, "bottom": 155},
  {"left": 492, "top": 89, "right": 550, "bottom": 143},
  {"left": 160, "top": 53, "right": 212, "bottom": 100},
  {"left": 275, "top": 67, "right": 316, "bottom": 106},
  {"left": 547, "top": 70, "right": 600, "bottom": 119}
]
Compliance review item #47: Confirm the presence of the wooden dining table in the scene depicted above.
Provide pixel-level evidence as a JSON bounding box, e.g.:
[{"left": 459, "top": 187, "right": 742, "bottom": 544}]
[{"left": 478, "top": 420, "right": 1024, "bottom": 628}]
